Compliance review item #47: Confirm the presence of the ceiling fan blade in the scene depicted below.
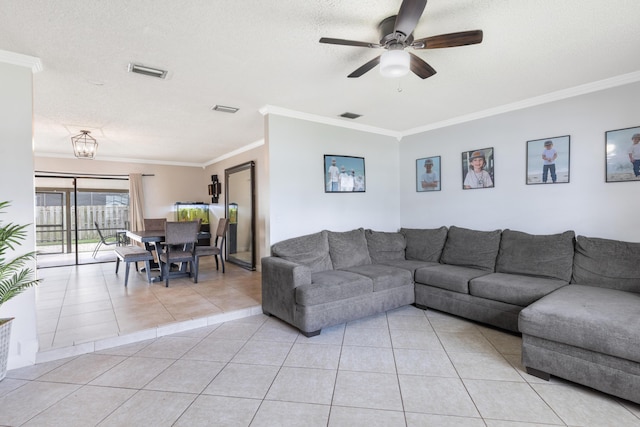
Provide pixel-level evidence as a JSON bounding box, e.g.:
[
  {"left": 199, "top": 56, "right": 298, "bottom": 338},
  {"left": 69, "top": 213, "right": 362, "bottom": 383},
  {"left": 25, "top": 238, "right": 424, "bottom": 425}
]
[
  {"left": 412, "top": 30, "right": 483, "bottom": 49},
  {"left": 409, "top": 53, "right": 436, "bottom": 79},
  {"left": 319, "top": 37, "right": 380, "bottom": 48},
  {"left": 394, "top": 0, "right": 428, "bottom": 38},
  {"left": 348, "top": 56, "right": 381, "bottom": 78}
]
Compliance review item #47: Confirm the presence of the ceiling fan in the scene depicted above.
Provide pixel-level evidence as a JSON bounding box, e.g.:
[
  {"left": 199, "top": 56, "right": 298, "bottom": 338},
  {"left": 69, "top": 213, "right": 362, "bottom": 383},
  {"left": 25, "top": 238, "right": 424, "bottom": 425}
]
[{"left": 319, "top": 0, "right": 483, "bottom": 79}]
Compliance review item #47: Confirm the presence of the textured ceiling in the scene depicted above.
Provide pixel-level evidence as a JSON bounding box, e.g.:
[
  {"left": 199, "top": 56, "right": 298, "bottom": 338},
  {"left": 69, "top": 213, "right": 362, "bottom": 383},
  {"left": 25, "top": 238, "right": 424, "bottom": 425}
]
[{"left": 1, "top": 0, "right": 640, "bottom": 166}]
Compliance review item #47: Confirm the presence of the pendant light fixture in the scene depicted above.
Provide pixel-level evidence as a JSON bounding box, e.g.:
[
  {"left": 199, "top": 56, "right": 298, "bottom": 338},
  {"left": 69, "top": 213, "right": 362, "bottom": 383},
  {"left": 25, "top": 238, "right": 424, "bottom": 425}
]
[{"left": 71, "top": 130, "right": 98, "bottom": 159}]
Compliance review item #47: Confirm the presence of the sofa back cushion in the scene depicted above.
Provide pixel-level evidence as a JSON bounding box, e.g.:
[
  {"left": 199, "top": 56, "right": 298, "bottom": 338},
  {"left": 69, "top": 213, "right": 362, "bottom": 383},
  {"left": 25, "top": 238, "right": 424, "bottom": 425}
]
[
  {"left": 365, "top": 230, "right": 406, "bottom": 263},
  {"left": 440, "top": 226, "right": 501, "bottom": 271},
  {"left": 572, "top": 235, "right": 640, "bottom": 293},
  {"left": 401, "top": 226, "right": 448, "bottom": 262},
  {"left": 271, "top": 230, "right": 333, "bottom": 273},
  {"left": 328, "top": 228, "right": 372, "bottom": 269},
  {"left": 496, "top": 229, "right": 575, "bottom": 282}
]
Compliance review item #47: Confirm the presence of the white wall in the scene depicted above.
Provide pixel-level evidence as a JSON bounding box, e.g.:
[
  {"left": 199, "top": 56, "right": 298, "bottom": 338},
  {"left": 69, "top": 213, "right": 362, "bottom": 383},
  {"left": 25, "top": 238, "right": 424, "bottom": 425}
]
[
  {"left": 267, "top": 115, "right": 400, "bottom": 245},
  {"left": 0, "top": 61, "right": 39, "bottom": 369},
  {"left": 400, "top": 81, "right": 640, "bottom": 241}
]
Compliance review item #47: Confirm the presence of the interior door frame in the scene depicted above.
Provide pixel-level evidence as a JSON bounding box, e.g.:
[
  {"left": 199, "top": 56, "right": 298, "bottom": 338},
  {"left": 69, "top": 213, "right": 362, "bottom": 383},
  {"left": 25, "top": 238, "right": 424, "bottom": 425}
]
[{"left": 224, "top": 161, "right": 256, "bottom": 270}]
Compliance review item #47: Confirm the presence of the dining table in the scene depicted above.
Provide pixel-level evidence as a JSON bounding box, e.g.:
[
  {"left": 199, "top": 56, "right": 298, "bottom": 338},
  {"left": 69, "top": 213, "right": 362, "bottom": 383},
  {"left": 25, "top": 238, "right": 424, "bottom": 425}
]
[{"left": 125, "top": 228, "right": 211, "bottom": 283}]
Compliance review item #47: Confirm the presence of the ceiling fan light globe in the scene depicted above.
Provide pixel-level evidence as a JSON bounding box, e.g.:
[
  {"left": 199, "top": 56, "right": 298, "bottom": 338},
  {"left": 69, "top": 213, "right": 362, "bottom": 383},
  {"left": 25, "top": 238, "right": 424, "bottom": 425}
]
[{"left": 379, "top": 50, "right": 410, "bottom": 78}]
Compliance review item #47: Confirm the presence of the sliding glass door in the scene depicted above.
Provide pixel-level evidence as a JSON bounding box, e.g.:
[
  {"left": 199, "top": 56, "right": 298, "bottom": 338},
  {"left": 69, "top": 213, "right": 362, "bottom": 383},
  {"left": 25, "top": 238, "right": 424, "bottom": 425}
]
[{"left": 35, "top": 176, "right": 129, "bottom": 268}]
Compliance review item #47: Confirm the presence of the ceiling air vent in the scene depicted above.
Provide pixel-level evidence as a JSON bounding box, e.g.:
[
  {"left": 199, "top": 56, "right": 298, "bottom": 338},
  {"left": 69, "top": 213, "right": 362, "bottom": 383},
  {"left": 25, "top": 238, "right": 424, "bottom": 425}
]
[
  {"left": 340, "top": 112, "right": 361, "bottom": 119},
  {"left": 127, "top": 63, "right": 168, "bottom": 79},
  {"left": 212, "top": 105, "right": 239, "bottom": 114}
]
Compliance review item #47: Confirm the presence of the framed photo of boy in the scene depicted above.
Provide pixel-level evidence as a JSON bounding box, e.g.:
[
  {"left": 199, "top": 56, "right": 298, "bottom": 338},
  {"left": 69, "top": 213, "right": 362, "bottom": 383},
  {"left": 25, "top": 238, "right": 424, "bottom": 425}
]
[
  {"left": 416, "top": 156, "right": 441, "bottom": 192},
  {"left": 462, "top": 148, "right": 494, "bottom": 190},
  {"left": 526, "top": 135, "right": 570, "bottom": 185},
  {"left": 606, "top": 125, "right": 640, "bottom": 182},
  {"left": 324, "top": 155, "right": 366, "bottom": 192}
]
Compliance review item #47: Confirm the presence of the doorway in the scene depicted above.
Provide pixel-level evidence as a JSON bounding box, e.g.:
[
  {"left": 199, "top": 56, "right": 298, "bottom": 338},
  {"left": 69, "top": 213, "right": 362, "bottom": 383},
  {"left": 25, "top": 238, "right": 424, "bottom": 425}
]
[
  {"left": 35, "top": 175, "right": 129, "bottom": 268},
  {"left": 225, "top": 161, "right": 256, "bottom": 270}
]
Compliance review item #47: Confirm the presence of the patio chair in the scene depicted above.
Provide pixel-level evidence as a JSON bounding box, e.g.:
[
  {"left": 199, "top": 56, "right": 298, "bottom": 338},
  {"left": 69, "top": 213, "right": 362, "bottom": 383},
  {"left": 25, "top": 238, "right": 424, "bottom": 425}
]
[
  {"left": 92, "top": 222, "right": 119, "bottom": 258},
  {"left": 158, "top": 221, "right": 199, "bottom": 287},
  {"left": 193, "top": 218, "right": 229, "bottom": 283}
]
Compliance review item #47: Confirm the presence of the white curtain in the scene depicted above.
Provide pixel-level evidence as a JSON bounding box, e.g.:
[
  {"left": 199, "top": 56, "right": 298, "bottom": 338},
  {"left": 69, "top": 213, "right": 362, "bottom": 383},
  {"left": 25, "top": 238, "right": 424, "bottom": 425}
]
[{"left": 129, "top": 173, "right": 145, "bottom": 232}]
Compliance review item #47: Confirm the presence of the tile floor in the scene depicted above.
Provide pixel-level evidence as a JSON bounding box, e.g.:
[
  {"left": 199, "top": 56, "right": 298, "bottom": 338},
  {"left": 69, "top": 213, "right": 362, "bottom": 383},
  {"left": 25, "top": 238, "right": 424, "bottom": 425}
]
[
  {"left": 3, "top": 305, "right": 640, "bottom": 426},
  {"left": 35, "top": 257, "right": 261, "bottom": 353}
]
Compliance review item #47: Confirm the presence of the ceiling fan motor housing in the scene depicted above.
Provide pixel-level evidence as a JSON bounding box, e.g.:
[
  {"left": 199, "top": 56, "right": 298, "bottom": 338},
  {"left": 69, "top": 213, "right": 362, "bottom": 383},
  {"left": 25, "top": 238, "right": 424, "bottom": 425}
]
[{"left": 378, "top": 15, "right": 414, "bottom": 46}]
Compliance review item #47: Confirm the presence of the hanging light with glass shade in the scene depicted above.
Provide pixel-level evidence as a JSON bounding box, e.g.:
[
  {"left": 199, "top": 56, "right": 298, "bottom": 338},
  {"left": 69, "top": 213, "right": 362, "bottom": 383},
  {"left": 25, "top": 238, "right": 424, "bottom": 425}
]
[{"left": 71, "top": 130, "right": 98, "bottom": 159}]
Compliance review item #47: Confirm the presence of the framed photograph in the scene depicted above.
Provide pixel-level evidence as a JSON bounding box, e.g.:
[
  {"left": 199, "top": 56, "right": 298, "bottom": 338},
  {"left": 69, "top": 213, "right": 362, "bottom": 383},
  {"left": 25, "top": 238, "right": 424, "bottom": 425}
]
[
  {"left": 324, "top": 155, "right": 366, "bottom": 192},
  {"left": 462, "top": 147, "right": 494, "bottom": 190},
  {"left": 526, "top": 135, "right": 570, "bottom": 184},
  {"left": 416, "top": 156, "right": 441, "bottom": 192},
  {"left": 606, "top": 125, "right": 640, "bottom": 182}
]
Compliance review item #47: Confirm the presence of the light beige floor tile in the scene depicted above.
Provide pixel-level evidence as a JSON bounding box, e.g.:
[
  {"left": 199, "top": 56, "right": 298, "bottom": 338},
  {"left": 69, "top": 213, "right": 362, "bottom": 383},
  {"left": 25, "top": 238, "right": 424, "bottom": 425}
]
[
  {"left": 478, "top": 326, "right": 523, "bottom": 355},
  {"left": 89, "top": 356, "right": 174, "bottom": 389},
  {"left": 21, "top": 385, "right": 136, "bottom": 427},
  {"left": 464, "top": 379, "right": 563, "bottom": 424},
  {"left": 329, "top": 406, "right": 406, "bottom": 427},
  {"left": 295, "top": 323, "right": 345, "bottom": 346},
  {"left": 98, "top": 389, "right": 196, "bottom": 427},
  {"left": 346, "top": 313, "right": 389, "bottom": 330},
  {"left": 182, "top": 337, "right": 246, "bottom": 362},
  {"left": 174, "top": 395, "right": 261, "bottom": 427},
  {"left": 399, "top": 375, "right": 479, "bottom": 417},
  {"left": 133, "top": 336, "right": 200, "bottom": 359},
  {"left": 484, "top": 420, "right": 564, "bottom": 427},
  {"left": 251, "top": 400, "right": 330, "bottom": 427},
  {"left": 208, "top": 320, "right": 263, "bottom": 340},
  {"left": 266, "top": 366, "right": 336, "bottom": 405},
  {"left": 343, "top": 326, "right": 391, "bottom": 347},
  {"left": 203, "top": 363, "right": 280, "bottom": 399},
  {"left": 284, "top": 343, "right": 342, "bottom": 370},
  {"left": 0, "top": 381, "right": 80, "bottom": 426},
  {"left": 437, "top": 331, "right": 498, "bottom": 353},
  {"left": 390, "top": 328, "right": 443, "bottom": 350},
  {"left": 427, "top": 312, "right": 481, "bottom": 333},
  {"left": 144, "top": 359, "right": 225, "bottom": 393},
  {"left": 406, "top": 412, "right": 486, "bottom": 427},
  {"left": 59, "top": 298, "right": 113, "bottom": 316},
  {"left": 448, "top": 351, "right": 523, "bottom": 381},
  {"left": 387, "top": 304, "right": 430, "bottom": 318},
  {"left": 252, "top": 318, "right": 301, "bottom": 342},
  {"left": 394, "top": 348, "right": 457, "bottom": 377},
  {"left": 532, "top": 382, "right": 640, "bottom": 426},
  {"left": 231, "top": 340, "right": 292, "bottom": 365},
  {"left": 51, "top": 321, "right": 120, "bottom": 347},
  {"left": 5, "top": 357, "right": 73, "bottom": 380},
  {"left": 38, "top": 353, "right": 126, "bottom": 384},
  {"left": 0, "top": 377, "right": 29, "bottom": 398},
  {"left": 56, "top": 308, "right": 116, "bottom": 330},
  {"left": 94, "top": 339, "right": 155, "bottom": 356},
  {"left": 339, "top": 345, "right": 396, "bottom": 373},
  {"left": 387, "top": 314, "right": 432, "bottom": 330},
  {"left": 333, "top": 371, "right": 403, "bottom": 411}
]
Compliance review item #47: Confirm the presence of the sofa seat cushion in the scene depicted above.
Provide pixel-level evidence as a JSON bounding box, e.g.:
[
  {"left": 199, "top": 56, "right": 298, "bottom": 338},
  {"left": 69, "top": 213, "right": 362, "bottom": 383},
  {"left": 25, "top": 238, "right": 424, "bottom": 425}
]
[
  {"left": 341, "top": 264, "right": 413, "bottom": 292},
  {"left": 401, "top": 226, "right": 448, "bottom": 262},
  {"left": 365, "top": 230, "right": 406, "bottom": 263},
  {"left": 572, "top": 235, "right": 640, "bottom": 294},
  {"left": 377, "top": 259, "right": 440, "bottom": 275},
  {"left": 496, "top": 229, "right": 575, "bottom": 282},
  {"left": 440, "top": 226, "right": 501, "bottom": 271},
  {"left": 470, "top": 273, "right": 568, "bottom": 307},
  {"left": 415, "top": 264, "right": 490, "bottom": 294},
  {"left": 519, "top": 285, "right": 640, "bottom": 363},
  {"left": 328, "top": 228, "right": 372, "bottom": 269},
  {"left": 272, "top": 231, "right": 332, "bottom": 273},
  {"left": 296, "top": 270, "right": 373, "bottom": 306}
]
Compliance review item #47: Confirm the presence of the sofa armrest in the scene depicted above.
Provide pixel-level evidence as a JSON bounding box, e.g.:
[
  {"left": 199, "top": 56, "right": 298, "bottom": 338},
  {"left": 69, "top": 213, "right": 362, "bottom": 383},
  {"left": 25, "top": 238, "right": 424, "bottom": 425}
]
[{"left": 261, "top": 256, "right": 312, "bottom": 325}]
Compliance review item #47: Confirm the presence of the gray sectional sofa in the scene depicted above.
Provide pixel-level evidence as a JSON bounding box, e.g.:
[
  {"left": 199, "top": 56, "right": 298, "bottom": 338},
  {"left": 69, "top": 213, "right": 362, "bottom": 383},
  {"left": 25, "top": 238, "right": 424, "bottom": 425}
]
[{"left": 261, "top": 226, "right": 640, "bottom": 404}]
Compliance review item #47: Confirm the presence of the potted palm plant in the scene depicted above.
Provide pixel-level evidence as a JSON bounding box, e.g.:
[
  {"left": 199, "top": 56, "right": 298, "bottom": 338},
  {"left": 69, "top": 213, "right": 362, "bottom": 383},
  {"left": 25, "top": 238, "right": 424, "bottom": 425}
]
[{"left": 0, "top": 201, "right": 39, "bottom": 381}]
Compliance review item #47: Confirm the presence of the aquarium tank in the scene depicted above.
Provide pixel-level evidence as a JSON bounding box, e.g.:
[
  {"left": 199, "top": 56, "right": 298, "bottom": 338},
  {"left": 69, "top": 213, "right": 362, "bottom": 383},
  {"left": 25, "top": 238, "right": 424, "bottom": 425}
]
[{"left": 174, "top": 202, "right": 210, "bottom": 224}]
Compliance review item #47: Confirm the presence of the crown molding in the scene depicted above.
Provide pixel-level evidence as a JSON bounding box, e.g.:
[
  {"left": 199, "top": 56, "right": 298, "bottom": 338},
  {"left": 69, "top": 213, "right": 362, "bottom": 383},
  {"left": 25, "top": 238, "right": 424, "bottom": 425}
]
[
  {"left": 205, "top": 139, "right": 265, "bottom": 167},
  {"left": 402, "top": 71, "right": 640, "bottom": 138},
  {"left": 260, "top": 105, "right": 403, "bottom": 140},
  {"left": 0, "top": 49, "right": 42, "bottom": 73}
]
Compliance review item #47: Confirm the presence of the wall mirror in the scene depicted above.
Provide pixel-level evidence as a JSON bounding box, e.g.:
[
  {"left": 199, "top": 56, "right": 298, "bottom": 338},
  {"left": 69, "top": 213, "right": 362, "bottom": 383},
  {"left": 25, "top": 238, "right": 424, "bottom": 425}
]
[{"left": 225, "top": 161, "right": 256, "bottom": 270}]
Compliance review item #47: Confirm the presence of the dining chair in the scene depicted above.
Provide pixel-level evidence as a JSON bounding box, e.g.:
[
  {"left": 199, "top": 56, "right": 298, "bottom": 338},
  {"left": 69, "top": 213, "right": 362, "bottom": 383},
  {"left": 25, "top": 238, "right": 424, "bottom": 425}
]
[
  {"left": 193, "top": 218, "right": 229, "bottom": 283},
  {"left": 92, "top": 221, "right": 119, "bottom": 258},
  {"left": 143, "top": 218, "right": 166, "bottom": 231},
  {"left": 158, "top": 221, "right": 199, "bottom": 287}
]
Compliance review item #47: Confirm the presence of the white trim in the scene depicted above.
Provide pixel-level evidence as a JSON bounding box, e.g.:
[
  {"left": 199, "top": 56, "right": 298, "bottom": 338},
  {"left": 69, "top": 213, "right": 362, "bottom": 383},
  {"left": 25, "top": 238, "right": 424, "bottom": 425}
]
[
  {"left": 0, "top": 49, "right": 42, "bottom": 73},
  {"left": 402, "top": 71, "right": 640, "bottom": 138},
  {"left": 34, "top": 151, "right": 206, "bottom": 168},
  {"left": 260, "top": 105, "right": 403, "bottom": 140},
  {"left": 205, "top": 139, "right": 265, "bottom": 166}
]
